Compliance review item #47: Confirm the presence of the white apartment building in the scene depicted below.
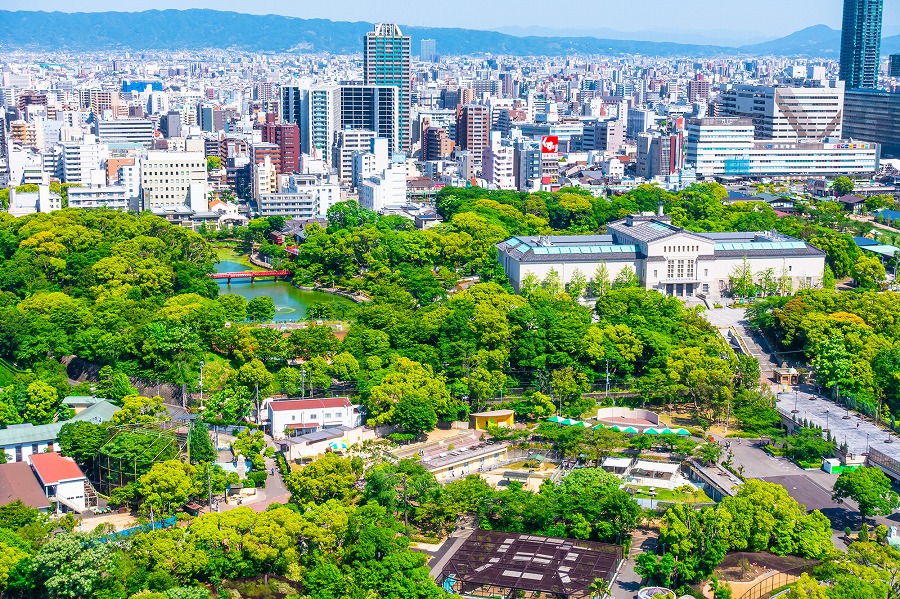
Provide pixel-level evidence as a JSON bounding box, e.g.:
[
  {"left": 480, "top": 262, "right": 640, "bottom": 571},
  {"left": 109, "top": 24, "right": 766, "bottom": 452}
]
[
  {"left": 719, "top": 81, "right": 845, "bottom": 141},
  {"left": 497, "top": 212, "right": 826, "bottom": 300},
  {"left": 351, "top": 137, "right": 390, "bottom": 189},
  {"left": 61, "top": 135, "right": 107, "bottom": 185},
  {"left": 482, "top": 132, "right": 516, "bottom": 190},
  {"left": 686, "top": 117, "right": 879, "bottom": 178},
  {"left": 333, "top": 129, "right": 376, "bottom": 182},
  {"left": 67, "top": 186, "right": 129, "bottom": 210},
  {"left": 358, "top": 161, "right": 407, "bottom": 212},
  {"left": 140, "top": 151, "right": 208, "bottom": 212},
  {"left": 257, "top": 172, "right": 341, "bottom": 218},
  {"left": 267, "top": 398, "right": 363, "bottom": 440},
  {"left": 7, "top": 185, "right": 62, "bottom": 217},
  {"left": 94, "top": 119, "right": 155, "bottom": 146},
  {"left": 251, "top": 156, "right": 278, "bottom": 201},
  {"left": 118, "top": 163, "right": 141, "bottom": 199}
]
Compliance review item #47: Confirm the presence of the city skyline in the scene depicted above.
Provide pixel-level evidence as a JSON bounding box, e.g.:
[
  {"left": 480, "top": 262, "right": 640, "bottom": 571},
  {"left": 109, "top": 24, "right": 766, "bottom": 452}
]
[{"left": 4, "top": 0, "right": 899, "bottom": 40}]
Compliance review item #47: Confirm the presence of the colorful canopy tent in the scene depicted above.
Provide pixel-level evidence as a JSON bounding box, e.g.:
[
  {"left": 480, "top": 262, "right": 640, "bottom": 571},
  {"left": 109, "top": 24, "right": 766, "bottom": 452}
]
[
  {"left": 621, "top": 426, "right": 639, "bottom": 434},
  {"left": 547, "top": 415, "right": 564, "bottom": 423},
  {"left": 643, "top": 428, "right": 663, "bottom": 435},
  {"left": 674, "top": 428, "right": 691, "bottom": 436},
  {"left": 570, "top": 421, "right": 590, "bottom": 428},
  {"left": 592, "top": 423, "right": 606, "bottom": 430},
  {"left": 560, "top": 418, "right": 580, "bottom": 426}
]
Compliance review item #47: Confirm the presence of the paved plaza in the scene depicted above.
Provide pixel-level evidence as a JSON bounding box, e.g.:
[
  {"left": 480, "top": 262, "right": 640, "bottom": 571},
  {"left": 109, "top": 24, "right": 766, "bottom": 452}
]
[{"left": 775, "top": 388, "right": 900, "bottom": 462}]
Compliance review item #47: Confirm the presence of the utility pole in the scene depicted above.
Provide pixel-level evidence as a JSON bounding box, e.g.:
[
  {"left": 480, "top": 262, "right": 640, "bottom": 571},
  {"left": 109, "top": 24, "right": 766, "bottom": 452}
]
[
  {"left": 207, "top": 463, "right": 213, "bottom": 514},
  {"left": 605, "top": 360, "right": 610, "bottom": 398},
  {"left": 187, "top": 420, "right": 191, "bottom": 465},
  {"left": 402, "top": 474, "right": 409, "bottom": 529},
  {"left": 199, "top": 360, "right": 205, "bottom": 410},
  {"left": 300, "top": 368, "right": 306, "bottom": 400}
]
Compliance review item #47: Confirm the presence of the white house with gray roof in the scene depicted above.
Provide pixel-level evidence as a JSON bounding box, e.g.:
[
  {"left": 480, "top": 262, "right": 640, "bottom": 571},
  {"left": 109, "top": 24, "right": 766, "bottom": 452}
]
[
  {"left": 0, "top": 400, "right": 119, "bottom": 463},
  {"left": 496, "top": 211, "right": 825, "bottom": 300}
]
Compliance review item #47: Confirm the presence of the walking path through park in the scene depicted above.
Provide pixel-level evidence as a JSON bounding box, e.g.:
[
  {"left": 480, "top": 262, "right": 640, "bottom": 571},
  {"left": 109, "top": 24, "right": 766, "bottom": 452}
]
[{"left": 610, "top": 527, "right": 657, "bottom": 599}]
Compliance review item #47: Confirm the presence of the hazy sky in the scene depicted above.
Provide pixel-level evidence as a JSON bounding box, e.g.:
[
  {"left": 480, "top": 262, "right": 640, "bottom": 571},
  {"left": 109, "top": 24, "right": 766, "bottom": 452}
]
[{"left": 3, "top": 0, "right": 899, "bottom": 38}]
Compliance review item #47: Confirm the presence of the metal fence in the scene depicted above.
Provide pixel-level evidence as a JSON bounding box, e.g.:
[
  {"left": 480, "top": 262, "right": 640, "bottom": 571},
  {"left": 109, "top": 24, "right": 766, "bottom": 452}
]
[{"left": 738, "top": 564, "right": 817, "bottom": 599}]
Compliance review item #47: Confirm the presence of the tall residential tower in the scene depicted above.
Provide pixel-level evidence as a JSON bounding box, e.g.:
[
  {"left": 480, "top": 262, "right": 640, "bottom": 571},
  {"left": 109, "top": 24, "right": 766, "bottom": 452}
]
[
  {"left": 364, "top": 23, "right": 411, "bottom": 153},
  {"left": 839, "top": 0, "right": 883, "bottom": 89}
]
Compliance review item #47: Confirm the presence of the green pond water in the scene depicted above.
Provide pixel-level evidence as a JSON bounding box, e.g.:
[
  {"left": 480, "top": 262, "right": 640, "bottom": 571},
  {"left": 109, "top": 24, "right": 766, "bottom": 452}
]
[{"left": 214, "top": 256, "right": 355, "bottom": 322}]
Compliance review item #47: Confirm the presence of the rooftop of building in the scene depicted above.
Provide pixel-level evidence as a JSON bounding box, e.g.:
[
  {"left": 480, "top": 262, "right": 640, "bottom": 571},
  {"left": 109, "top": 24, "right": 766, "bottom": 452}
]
[
  {"left": 0, "top": 401, "right": 119, "bottom": 447},
  {"left": 29, "top": 452, "right": 85, "bottom": 485},
  {"left": 0, "top": 462, "right": 51, "bottom": 510},
  {"left": 498, "top": 214, "right": 824, "bottom": 263},
  {"left": 440, "top": 529, "right": 623, "bottom": 598},
  {"left": 268, "top": 398, "right": 353, "bottom": 412}
]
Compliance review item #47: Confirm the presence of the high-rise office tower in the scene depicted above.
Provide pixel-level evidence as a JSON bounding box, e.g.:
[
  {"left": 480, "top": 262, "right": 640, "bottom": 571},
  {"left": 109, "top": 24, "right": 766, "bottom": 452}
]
[
  {"left": 340, "top": 85, "right": 400, "bottom": 155},
  {"left": 890, "top": 54, "right": 900, "bottom": 78},
  {"left": 281, "top": 86, "right": 305, "bottom": 127},
  {"left": 455, "top": 104, "right": 489, "bottom": 164},
  {"left": 364, "top": 23, "right": 410, "bottom": 152},
  {"left": 839, "top": 0, "right": 883, "bottom": 89},
  {"left": 420, "top": 39, "right": 437, "bottom": 62}
]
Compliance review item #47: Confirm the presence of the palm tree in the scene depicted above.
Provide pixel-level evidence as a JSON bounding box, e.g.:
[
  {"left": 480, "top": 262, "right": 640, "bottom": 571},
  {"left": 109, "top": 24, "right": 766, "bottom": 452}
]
[{"left": 589, "top": 577, "right": 611, "bottom": 599}]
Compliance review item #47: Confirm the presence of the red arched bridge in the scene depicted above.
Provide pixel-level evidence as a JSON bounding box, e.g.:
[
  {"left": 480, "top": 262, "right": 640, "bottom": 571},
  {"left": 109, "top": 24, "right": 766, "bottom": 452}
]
[{"left": 209, "top": 270, "right": 291, "bottom": 283}]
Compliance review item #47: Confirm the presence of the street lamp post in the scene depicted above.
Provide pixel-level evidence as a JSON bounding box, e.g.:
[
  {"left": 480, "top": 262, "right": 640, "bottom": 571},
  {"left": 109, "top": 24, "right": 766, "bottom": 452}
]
[
  {"left": 825, "top": 409, "right": 830, "bottom": 433},
  {"left": 199, "top": 360, "right": 205, "bottom": 410}
]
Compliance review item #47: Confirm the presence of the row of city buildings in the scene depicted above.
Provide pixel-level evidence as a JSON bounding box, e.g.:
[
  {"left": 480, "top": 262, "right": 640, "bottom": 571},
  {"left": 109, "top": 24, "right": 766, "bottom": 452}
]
[{"left": 0, "top": 1, "right": 898, "bottom": 222}]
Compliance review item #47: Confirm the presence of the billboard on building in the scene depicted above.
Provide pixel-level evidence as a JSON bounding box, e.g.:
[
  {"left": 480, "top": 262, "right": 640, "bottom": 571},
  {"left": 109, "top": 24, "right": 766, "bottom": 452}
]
[{"left": 541, "top": 136, "right": 559, "bottom": 154}]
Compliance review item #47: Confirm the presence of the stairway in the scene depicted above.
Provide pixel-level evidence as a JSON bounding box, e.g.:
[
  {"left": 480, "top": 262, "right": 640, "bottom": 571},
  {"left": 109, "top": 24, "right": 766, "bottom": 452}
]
[
  {"left": 731, "top": 321, "right": 782, "bottom": 378},
  {"left": 83, "top": 479, "right": 99, "bottom": 509}
]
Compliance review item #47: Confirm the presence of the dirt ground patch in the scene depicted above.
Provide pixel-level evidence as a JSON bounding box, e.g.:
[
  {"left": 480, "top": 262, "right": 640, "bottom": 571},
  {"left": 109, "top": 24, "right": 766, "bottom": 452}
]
[
  {"left": 80, "top": 512, "right": 139, "bottom": 533},
  {"left": 715, "top": 552, "right": 816, "bottom": 583}
]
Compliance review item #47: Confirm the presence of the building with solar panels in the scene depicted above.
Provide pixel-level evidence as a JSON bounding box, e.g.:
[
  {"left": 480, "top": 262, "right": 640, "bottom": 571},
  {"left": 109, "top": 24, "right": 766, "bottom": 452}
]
[{"left": 496, "top": 210, "right": 825, "bottom": 299}]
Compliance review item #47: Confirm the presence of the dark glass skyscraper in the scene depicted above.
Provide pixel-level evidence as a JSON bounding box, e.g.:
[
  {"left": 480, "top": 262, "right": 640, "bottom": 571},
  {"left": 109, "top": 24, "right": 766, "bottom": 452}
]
[{"left": 839, "top": 0, "right": 883, "bottom": 89}]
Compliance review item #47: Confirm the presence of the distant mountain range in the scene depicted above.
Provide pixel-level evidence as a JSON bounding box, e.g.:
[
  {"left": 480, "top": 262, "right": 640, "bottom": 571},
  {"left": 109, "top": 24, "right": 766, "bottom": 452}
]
[{"left": 0, "top": 10, "right": 898, "bottom": 57}]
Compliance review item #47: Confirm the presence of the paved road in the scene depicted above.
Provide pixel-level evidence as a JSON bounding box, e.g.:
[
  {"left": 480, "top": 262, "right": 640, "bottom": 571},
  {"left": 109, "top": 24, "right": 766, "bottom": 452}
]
[
  {"left": 611, "top": 528, "right": 657, "bottom": 599},
  {"left": 722, "top": 438, "right": 898, "bottom": 536}
]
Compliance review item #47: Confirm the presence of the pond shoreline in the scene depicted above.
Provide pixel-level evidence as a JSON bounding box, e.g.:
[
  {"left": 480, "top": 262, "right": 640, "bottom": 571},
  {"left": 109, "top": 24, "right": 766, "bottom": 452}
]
[{"left": 213, "top": 247, "right": 359, "bottom": 320}]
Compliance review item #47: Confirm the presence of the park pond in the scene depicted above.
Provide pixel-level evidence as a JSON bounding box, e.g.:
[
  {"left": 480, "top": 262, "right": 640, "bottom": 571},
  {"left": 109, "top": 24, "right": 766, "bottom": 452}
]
[{"left": 214, "top": 251, "right": 356, "bottom": 322}]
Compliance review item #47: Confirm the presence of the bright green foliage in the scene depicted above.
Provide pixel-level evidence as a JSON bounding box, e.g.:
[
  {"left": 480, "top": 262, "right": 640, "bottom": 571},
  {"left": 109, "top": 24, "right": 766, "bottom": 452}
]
[
  {"left": 138, "top": 460, "right": 198, "bottom": 516},
  {"left": 286, "top": 453, "right": 362, "bottom": 505},
  {"left": 832, "top": 467, "right": 900, "bottom": 521},
  {"left": 748, "top": 290, "right": 900, "bottom": 414},
  {"left": 187, "top": 422, "right": 217, "bottom": 464},
  {"left": 785, "top": 573, "right": 828, "bottom": 599},
  {"left": 95, "top": 365, "right": 138, "bottom": 402},
  {"left": 113, "top": 394, "right": 169, "bottom": 425},
  {"left": 718, "top": 480, "right": 833, "bottom": 558},
  {"left": 832, "top": 177, "right": 855, "bottom": 197},
  {"left": 784, "top": 427, "right": 835, "bottom": 464},
  {"left": 216, "top": 294, "right": 247, "bottom": 322},
  {"left": 23, "top": 380, "right": 58, "bottom": 424},
  {"left": 851, "top": 254, "right": 886, "bottom": 290},
  {"left": 246, "top": 296, "right": 275, "bottom": 322},
  {"left": 33, "top": 532, "right": 114, "bottom": 599},
  {"left": 394, "top": 393, "right": 438, "bottom": 435},
  {"left": 660, "top": 504, "right": 727, "bottom": 585}
]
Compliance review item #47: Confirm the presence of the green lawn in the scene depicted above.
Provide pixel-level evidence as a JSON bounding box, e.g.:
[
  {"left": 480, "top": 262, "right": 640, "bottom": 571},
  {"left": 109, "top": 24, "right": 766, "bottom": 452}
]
[
  {"left": 624, "top": 485, "right": 713, "bottom": 503},
  {"left": 0, "top": 358, "right": 21, "bottom": 387}
]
